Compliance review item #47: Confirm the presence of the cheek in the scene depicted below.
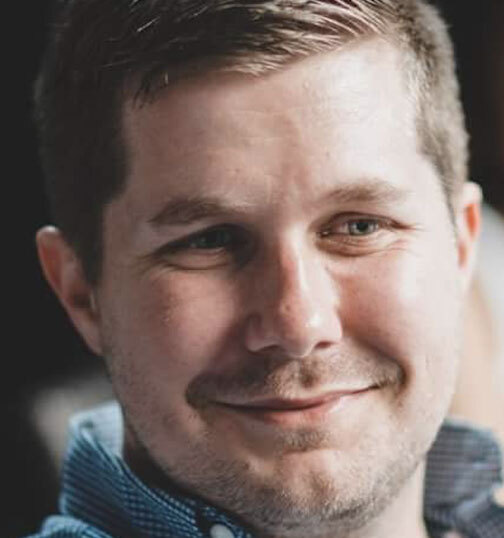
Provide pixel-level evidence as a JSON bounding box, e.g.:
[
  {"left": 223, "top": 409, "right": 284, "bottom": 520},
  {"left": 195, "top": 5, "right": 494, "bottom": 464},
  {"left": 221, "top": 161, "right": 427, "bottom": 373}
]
[
  {"left": 339, "top": 242, "right": 461, "bottom": 389},
  {"left": 105, "top": 270, "right": 241, "bottom": 387},
  {"left": 102, "top": 272, "right": 243, "bottom": 451}
]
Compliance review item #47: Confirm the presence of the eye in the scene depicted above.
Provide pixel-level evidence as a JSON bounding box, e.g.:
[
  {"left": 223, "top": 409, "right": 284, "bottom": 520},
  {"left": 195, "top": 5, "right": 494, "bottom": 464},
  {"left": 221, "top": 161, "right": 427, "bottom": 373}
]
[
  {"left": 184, "top": 226, "right": 239, "bottom": 250},
  {"left": 318, "top": 214, "right": 396, "bottom": 255},
  {"left": 155, "top": 224, "right": 253, "bottom": 270},
  {"left": 345, "top": 219, "right": 381, "bottom": 236},
  {"left": 320, "top": 216, "right": 386, "bottom": 238}
]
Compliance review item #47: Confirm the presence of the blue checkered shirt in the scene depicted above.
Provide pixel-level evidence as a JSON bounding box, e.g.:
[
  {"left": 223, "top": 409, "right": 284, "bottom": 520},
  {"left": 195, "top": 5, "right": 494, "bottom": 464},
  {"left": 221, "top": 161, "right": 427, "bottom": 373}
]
[{"left": 26, "top": 402, "right": 504, "bottom": 538}]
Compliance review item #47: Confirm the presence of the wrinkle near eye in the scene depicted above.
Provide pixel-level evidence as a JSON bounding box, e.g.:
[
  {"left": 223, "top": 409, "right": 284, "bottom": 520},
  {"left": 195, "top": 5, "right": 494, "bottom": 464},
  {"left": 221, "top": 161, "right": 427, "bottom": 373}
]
[{"left": 315, "top": 213, "right": 402, "bottom": 257}]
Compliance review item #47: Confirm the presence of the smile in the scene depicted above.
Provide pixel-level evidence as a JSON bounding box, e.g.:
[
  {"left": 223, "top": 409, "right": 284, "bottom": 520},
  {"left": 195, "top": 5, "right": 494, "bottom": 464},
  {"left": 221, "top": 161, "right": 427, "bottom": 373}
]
[{"left": 215, "top": 387, "right": 376, "bottom": 427}]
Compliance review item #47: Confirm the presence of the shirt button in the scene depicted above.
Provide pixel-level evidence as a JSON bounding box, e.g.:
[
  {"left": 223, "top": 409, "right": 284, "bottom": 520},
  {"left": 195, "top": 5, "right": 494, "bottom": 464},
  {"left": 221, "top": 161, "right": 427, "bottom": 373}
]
[{"left": 209, "top": 523, "right": 235, "bottom": 538}]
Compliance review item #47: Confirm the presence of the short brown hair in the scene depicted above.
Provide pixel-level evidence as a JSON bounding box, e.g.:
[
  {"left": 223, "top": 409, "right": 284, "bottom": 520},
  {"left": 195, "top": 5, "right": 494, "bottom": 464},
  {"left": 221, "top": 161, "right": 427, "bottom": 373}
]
[{"left": 35, "top": 0, "right": 468, "bottom": 284}]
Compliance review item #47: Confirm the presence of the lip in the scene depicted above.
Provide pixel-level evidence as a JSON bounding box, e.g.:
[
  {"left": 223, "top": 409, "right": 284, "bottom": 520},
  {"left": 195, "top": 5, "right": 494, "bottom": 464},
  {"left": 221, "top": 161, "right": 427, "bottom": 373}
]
[{"left": 216, "top": 387, "right": 375, "bottom": 427}]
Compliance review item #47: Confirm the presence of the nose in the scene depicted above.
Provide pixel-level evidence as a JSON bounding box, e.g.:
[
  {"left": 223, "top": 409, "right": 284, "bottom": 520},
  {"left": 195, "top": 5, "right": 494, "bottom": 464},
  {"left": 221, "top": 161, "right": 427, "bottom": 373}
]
[{"left": 244, "top": 241, "right": 343, "bottom": 359}]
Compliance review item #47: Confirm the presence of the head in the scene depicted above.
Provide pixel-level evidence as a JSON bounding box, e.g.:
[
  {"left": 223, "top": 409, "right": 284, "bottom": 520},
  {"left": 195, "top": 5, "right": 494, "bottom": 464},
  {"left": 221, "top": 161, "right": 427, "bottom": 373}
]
[
  {"left": 36, "top": 1, "right": 481, "bottom": 537},
  {"left": 36, "top": 0, "right": 469, "bottom": 285}
]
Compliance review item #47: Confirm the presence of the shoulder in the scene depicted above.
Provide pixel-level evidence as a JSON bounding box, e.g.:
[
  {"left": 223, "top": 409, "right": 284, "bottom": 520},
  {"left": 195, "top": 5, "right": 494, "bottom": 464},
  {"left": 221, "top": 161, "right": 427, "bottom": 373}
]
[{"left": 24, "top": 516, "right": 115, "bottom": 538}]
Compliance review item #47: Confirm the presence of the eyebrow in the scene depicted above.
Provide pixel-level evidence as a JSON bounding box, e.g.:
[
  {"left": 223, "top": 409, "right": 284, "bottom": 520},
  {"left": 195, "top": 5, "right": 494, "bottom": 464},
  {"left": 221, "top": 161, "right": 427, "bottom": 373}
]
[
  {"left": 323, "top": 181, "right": 412, "bottom": 205},
  {"left": 148, "top": 197, "right": 250, "bottom": 228},
  {"left": 148, "top": 180, "right": 411, "bottom": 228}
]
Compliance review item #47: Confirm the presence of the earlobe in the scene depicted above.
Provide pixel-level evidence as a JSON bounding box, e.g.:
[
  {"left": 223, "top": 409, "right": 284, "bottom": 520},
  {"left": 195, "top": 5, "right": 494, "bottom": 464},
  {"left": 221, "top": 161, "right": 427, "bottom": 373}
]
[
  {"left": 36, "top": 226, "right": 104, "bottom": 356},
  {"left": 455, "top": 182, "right": 482, "bottom": 292}
]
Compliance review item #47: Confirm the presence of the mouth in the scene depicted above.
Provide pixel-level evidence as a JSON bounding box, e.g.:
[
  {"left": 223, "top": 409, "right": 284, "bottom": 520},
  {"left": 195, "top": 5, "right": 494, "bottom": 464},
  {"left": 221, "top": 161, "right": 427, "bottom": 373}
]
[{"left": 215, "top": 387, "right": 377, "bottom": 427}]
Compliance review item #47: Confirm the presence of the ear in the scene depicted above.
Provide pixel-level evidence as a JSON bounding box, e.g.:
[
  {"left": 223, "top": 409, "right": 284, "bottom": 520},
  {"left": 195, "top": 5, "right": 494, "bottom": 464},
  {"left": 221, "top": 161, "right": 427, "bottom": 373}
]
[
  {"left": 36, "top": 226, "right": 104, "bottom": 356},
  {"left": 454, "top": 182, "right": 482, "bottom": 293}
]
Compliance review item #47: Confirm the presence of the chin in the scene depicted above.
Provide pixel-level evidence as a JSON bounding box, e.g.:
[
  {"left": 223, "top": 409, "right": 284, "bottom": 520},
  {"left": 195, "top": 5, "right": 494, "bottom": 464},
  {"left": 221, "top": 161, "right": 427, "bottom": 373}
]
[{"left": 206, "top": 449, "right": 420, "bottom": 538}]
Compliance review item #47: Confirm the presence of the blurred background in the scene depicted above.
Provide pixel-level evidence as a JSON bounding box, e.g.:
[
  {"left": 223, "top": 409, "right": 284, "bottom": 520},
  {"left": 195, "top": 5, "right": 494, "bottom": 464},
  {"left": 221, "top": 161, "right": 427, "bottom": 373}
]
[{"left": 5, "top": 1, "right": 504, "bottom": 536}]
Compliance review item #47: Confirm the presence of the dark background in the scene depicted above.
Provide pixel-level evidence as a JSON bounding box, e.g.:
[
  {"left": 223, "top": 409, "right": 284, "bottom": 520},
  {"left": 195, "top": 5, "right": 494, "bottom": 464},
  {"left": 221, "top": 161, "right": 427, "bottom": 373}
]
[{"left": 6, "top": 1, "right": 504, "bottom": 536}]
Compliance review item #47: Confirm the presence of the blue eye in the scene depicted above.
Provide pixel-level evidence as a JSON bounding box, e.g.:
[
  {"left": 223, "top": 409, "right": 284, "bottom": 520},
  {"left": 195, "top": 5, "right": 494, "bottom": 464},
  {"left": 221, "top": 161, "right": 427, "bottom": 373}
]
[
  {"left": 156, "top": 225, "right": 253, "bottom": 270},
  {"left": 319, "top": 217, "right": 384, "bottom": 239},
  {"left": 347, "top": 220, "right": 380, "bottom": 236},
  {"left": 185, "top": 226, "right": 238, "bottom": 250}
]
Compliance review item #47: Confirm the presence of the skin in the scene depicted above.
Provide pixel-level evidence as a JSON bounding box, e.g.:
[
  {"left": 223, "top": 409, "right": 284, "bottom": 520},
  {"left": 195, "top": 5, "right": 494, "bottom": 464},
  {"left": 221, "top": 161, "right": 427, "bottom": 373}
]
[{"left": 37, "top": 38, "right": 481, "bottom": 538}]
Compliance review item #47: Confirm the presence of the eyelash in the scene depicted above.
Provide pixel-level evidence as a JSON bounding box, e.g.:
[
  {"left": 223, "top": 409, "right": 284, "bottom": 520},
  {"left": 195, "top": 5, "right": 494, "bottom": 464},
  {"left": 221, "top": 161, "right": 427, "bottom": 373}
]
[
  {"left": 165, "top": 225, "right": 248, "bottom": 252},
  {"left": 319, "top": 217, "right": 388, "bottom": 239},
  {"left": 157, "top": 224, "right": 253, "bottom": 269},
  {"left": 155, "top": 216, "right": 394, "bottom": 270}
]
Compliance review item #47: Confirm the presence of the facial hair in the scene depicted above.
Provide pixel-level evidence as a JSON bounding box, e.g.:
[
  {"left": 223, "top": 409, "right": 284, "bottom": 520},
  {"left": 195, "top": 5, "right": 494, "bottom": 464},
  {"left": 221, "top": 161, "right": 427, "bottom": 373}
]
[{"left": 116, "top": 346, "right": 439, "bottom": 538}]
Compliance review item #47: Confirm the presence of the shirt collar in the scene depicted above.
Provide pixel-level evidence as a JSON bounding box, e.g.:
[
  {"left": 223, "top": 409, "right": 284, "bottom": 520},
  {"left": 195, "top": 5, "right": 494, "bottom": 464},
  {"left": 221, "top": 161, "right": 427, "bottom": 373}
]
[
  {"left": 61, "top": 402, "right": 252, "bottom": 537},
  {"left": 424, "top": 418, "right": 504, "bottom": 535}
]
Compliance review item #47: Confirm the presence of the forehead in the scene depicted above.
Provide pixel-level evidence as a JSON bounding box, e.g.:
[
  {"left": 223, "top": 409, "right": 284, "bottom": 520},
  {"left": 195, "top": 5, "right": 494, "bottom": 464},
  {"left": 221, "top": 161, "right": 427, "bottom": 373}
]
[
  {"left": 114, "top": 38, "right": 439, "bottom": 231},
  {"left": 124, "top": 38, "right": 414, "bottom": 152}
]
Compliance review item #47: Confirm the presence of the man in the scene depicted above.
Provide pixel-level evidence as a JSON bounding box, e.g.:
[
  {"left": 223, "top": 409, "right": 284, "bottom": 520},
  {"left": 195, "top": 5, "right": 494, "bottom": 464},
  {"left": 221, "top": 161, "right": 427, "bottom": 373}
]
[{"left": 29, "top": 1, "right": 504, "bottom": 537}]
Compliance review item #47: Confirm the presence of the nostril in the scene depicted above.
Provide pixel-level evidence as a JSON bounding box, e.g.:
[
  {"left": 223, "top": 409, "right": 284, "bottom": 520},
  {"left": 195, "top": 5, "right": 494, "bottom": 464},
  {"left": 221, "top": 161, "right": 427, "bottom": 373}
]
[{"left": 315, "top": 341, "right": 335, "bottom": 351}]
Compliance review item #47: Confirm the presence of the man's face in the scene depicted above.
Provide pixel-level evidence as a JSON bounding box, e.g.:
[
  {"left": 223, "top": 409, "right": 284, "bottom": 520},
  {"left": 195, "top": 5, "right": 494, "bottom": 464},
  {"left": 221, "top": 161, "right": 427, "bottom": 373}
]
[{"left": 94, "top": 38, "right": 472, "bottom": 535}]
